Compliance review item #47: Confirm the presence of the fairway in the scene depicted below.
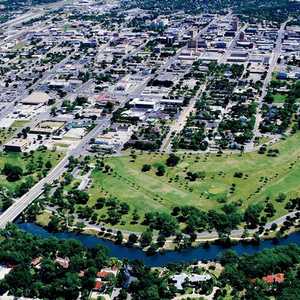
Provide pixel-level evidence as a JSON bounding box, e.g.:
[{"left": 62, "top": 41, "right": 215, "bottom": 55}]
[{"left": 88, "top": 132, "right": 300, "bottom": 231}]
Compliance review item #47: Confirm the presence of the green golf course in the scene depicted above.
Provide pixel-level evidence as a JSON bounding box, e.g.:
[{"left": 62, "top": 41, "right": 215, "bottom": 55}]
[{"left": 88, "top": 132, "right": 300, "bottom": 231}]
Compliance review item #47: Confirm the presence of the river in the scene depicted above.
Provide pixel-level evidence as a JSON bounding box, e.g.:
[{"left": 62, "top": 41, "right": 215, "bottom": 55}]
[{"left": 18, "top": 223, "right": 300, "bottom": 267}]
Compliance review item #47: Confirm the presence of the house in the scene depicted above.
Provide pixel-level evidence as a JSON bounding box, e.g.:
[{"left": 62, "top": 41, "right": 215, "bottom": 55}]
[
  {"left": 97, "top": 267, "right": 119, "bottom": 279},
  {"left": 97, "top": 271, "right": 113, "bottom": 279},
  {"left": 31, "top": 257, "right": 42, "bottom": 269},
  {"left": 262, "top": 273, "right": 285, "bottom": 284},
  {"left": 171, "top": 273, "right": 212, "bottom": 290},
  {"left": 93, "top": 280, "right": 105, "bottom": 291},
  {"left": 55, "top": 257, "right": 70, "bottom": 269}
]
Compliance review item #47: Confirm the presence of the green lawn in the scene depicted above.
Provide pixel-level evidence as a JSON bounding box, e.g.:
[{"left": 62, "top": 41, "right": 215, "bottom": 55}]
[
  {"left": 87, "top": 132, "right": 300, "bottom": 232},
  {"left": 0, "top": 149, "right": 62, "bottom": 195},
  {"left": 11, "top": 120, "right": 29, "bottom": 128},
  {"left": 272, "top": 93, "right": 288, "bottom": 103}
]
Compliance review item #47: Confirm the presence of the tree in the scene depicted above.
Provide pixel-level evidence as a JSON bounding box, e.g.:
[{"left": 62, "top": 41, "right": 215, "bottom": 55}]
[
  {"left": 74, "top": 222, "right": 85, "bottom": 233},
  {"left": 116, "top": 231, "right": 123, "bottom": 244},
  {"left": 120, "top": 202, "right": 130, "bottom": 214},
  {"left": 156, "top": 164, "right": 165, "bottom": 176},
  {"left": 157, "top": 234, "right": 166, "bottom": 247},
  {"left": 3, "top": 163, "right": 23, "bottom": 181},
  {"left": 107, "top": 209, "right": 122, "bottom": 225},
  {"left": 144, "top": 212, "right": 179, "bottom": 236},
  {"left": 244, "top": 203, "right": 264, "bottom": 228},
  {"left": 140, "top": 229, "right": 153, "bottom": 247},
  {"left": 128, "top": 233, "right": 138, "bottom": 245},
  {"left": 141, "top": 164, "right": 151, "bottom": 172},
  {"left": 50, "top": 106, "right": 57, "bottom": 116},
  {"left": 132, "top": 209, "right": 140, "bottom": 223},
  {"left": 48, "top": 215, "right": 61, "bottom": 232},
  {"left": 219, "top": 249, "right": 239, "bottom": 265},
  {"left": 265, "top": 202, "right": 276, "bottom": 217},
  {"left": 166, "top": 153, "right": 180, "bottom": 167},
  {"left": 69, "top": 190, "right": 89, "bottom": 204},
  {"left": 4, "top": 265, "right": 33, "bottom": 296},
  {"left": 45, "top": 160, "right": 52, "bottom": 169}
]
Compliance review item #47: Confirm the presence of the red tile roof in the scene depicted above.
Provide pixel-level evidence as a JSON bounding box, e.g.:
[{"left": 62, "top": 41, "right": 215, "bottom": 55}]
[
  {"left": 94, "top": 281, "right": 104, "bottom": 290},
  {"left": 262, "top": 273, "right": 285, "bottom": 284},
  {"left": 97, "top": 271, "right": 111, "bottom": 278}
]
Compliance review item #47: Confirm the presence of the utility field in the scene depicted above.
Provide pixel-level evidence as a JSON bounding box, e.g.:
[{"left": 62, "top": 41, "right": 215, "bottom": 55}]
[{"left": 89, "top": 133, "right": 300, "bottom": 231}]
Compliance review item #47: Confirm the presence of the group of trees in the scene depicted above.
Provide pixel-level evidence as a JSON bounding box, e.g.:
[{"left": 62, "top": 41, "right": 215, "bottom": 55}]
[
  {"left": 172, "top": 203, "right": 244, "bottom": 235},
  {"left": 126, "top": 261, "right": 174, "bottom": 299},
  {"left": 261, "top": 81, "right": 299, "bottom": 134},
  {"left": 0, "top": 150, "right": 55, "bottom": 210},
  {"left": 0, "top": 225, "right": 110, "bottom": 300},
  {"left": 144, "top": 212, "right": 179, "bottom": 236},
  {"left": 2, "top": 163, "right": 23, "bottom": 181},
  {"left": 125, "top": 125, "right": 170, "bottom": 151},
  {"left": 141, "top": 154, "right": 180, "bottom": 175},
  {"left": 128, "top": 0, "right": 230, "bottom": 14},
  {"left": 218, "top": 244, "right": 300, "bottom": 299}
]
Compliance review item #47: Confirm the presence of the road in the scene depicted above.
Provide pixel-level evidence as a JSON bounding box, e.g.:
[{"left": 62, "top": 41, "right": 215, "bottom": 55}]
[
  {"left": 160, "top": 81, "right": 207, "bottom": 153},
  {"left": 250, "top": 20, "right": 288, "bottom": 148},
  {"left": 160, "top": 15, "right": 243, "bottom": 152},
  {"left": 50, "top": 205, "right": 299, "bottom": 242},
  {"left": 0, "top": 119, "right": 109, "bottom": 228},
  {"left": 193, "top": 210, "right": 300, "bottom": 241}
]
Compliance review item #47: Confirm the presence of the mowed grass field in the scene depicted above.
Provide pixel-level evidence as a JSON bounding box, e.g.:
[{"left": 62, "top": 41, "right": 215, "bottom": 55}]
[
  {"left": 0, "top": 150, "right": 62, "bottom": 194},
  {"left": 88, "top": 132, "right": 300, "bottom": 231}
]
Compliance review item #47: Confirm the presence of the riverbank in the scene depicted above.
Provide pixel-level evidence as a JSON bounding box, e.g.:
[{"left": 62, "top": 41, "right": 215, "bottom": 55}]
[
  {"left": 17, "top": 222, "right": 300, "bottom": 267},
  {"left": 33, "top": 208, "right": 300, "bottom": 252}
]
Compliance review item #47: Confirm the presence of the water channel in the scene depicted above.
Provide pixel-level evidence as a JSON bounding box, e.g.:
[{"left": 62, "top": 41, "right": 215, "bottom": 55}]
[{"left": 17, "top": 223, "right": 300, "bottom": 267}]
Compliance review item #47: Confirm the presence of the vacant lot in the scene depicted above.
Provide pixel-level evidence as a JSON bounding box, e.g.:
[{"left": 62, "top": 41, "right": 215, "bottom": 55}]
[{"left": 88, "top": 132, "right": 300, "bottom": 231}]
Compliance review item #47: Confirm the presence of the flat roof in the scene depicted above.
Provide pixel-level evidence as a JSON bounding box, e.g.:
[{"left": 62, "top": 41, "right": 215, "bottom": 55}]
[
  {"left": 21, "top": 92, "right": 50, "bottom": 105},
  {"left": 4, "top": 138, "right": 28, "bottom": 147}
]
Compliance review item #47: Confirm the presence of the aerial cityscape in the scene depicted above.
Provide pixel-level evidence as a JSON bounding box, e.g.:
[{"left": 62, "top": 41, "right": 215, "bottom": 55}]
[{"left": 0, "top": 0, "right": 299, "bottom": 299}]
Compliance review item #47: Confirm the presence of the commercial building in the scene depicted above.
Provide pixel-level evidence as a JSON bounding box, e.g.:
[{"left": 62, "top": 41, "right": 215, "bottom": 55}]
[
  {"left": 21, "top": 92, "right": 50, "bottom": 105},
  {"left": 4, "top": 138, "right": 29, "bottom": 152}
]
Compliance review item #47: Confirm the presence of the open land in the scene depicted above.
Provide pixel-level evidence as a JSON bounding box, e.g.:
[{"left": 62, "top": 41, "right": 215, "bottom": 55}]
[{"left": 87, "top": 132, "right": 300, "bottom": 232}]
